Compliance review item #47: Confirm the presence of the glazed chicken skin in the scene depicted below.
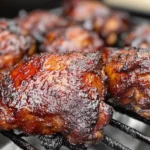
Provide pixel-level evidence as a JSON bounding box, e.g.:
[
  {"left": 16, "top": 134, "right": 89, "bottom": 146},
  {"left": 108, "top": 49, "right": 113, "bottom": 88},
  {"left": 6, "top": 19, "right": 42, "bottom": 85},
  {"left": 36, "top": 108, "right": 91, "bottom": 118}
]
[
  {"left": 17, "top": 10, "right": 73, "bottom": 40},
  {"left": 63, "top": 0, "right": 130, "bottom": 46},
  {"left": 40, "top": 26, "right": 104, "bottom": 53},
  {"left": 103, "top": 47, "right": 150, "bottom": 119},
  {"left": 0, "top": 52, "right": 112, "bottom": 145},
  {"left": 124, "top": 24, "right": 150, "bottom": 48},
  {"left": 0, "top": 20, "right": 36, "bottom": 71}
]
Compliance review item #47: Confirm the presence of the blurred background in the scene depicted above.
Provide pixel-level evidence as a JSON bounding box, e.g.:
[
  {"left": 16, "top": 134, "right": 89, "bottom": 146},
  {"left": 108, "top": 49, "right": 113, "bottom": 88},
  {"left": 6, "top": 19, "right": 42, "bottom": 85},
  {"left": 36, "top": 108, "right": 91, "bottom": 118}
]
[
  {"left": 0, "top": 0, "right": 61, "bottom": 17},
  {"left": 0, "top": 0, "right": 150, "bottom": 150},
  {"left": 0, "top": 0, "right": 150, "bottom": 17}
]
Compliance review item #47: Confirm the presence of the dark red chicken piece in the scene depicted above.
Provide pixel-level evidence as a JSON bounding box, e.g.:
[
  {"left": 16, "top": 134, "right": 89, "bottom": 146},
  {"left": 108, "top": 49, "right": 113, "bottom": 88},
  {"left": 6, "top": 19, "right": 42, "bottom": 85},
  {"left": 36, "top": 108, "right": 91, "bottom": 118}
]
[
  {"left": 124, "top": 24, "right": 150, "bottom": 48},
  {"left": 40, "top": 25, "right": 104, "bottom": 53},
  {"left": 0, "top": 20, "right": 36, "bottom": 71},
  {"left": 17, "top": 10, "right": 73, "bottom": 39},
  {"left": 63, "top": 0, "right": 110, "bottom": 22},
  {"left": 0, "top": 52, "right": 112, "bottom": 145},
  {"left": 63, "top": 0, "right": 130, "bottom": 46},
  {"left": 103, "top": 47, "right": 150, "bottom": 119},
  {"left": 0, "top": 19, "right": 8, "bottom": 30}
]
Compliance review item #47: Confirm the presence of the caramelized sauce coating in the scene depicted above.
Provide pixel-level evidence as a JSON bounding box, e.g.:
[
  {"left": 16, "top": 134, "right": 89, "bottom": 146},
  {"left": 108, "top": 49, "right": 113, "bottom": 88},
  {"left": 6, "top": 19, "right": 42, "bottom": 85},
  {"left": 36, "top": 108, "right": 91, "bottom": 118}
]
[
  {"left": 0, "top": 52, "right": 112, "bottom": 145},
  {"left": 40, "top": 26, "right": 104, "bottom": 53},
  {"left": 63, "top": 0, "right": 130, "bottom": 46},
  {"left": 124, "top": 24, "right": 150, "bottom": 48},
  {"left": 103, "top": 48, "right": 150, "bottom": 119},
  {"left": 0, "top": 20, "right": 36, "bottom": 71}
]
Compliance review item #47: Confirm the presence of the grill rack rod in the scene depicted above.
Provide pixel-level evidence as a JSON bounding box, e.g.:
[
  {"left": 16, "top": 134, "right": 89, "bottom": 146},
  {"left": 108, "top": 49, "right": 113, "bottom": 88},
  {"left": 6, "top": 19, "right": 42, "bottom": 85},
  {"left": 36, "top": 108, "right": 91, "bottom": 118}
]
[
  {"left": 0, "top": 130, "right": 131, "bottom": 150},
  {"left": 0, "top": 131, "right": 37, "bottom": 150},
  {"left": 110, "top": 119, "right": 150, "bottom": 145},
  {"left": 64, "top": 135, "right": 132, "bottom": 150},
  {"left": 102, "top": 135, "right": 131, "bottom": 150},
  {"left": 107, "top": 102, "right": 150, "bottom": 126}
]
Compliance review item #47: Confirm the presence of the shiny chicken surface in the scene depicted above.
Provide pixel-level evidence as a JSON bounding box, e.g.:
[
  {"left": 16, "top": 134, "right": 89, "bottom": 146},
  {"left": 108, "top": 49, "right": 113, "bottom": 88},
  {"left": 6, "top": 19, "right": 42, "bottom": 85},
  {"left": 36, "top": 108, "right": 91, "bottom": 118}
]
[
  {"left": 103, "top": 48, "right": 150, "bottom": 119},
  {"left": 0, "top": 20, "right": 36, "bottom": 71},
  {"left": 63, "top": 0, "right": 130, "bottom": 46},
  {"left": 124, "top": 24, "right": 150, "bottom": 48},
  {"left": 40, "top": 26, "right": 104, "bottom": 53},
  {"left": 0, "top": 52, "right": 112, "bottom": 144}
]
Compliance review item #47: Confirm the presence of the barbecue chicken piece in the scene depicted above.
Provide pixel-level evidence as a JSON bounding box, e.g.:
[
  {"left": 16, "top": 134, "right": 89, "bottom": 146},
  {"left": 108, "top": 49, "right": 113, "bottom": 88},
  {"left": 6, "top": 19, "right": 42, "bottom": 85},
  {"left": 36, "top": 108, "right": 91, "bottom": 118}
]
[
  {"left": 40, "top": 26, "right": 104, "bottom": 53},
  {"left": 103, "top": 47, "right": 150, "bottom": 119},
  {"left": 124, "top": 24, "right": 150, "bottom": 48},
  {"left": 0, "top": 52, "right": 112, "bottom": 145},
  {"left": 63, "top": 0, "right": 130, "bottom": 46},
  {"left": 63, "top": 0, "right": 110, "bottom": 22},
  {"left": 0, "top": 19, "right": 9, "bottom": 30},
  {"left": 17, "top": 10, "right": 73, "bottom": 41},
  {"left": 0, "top": 20, "right": 36, "bottom": 71}
]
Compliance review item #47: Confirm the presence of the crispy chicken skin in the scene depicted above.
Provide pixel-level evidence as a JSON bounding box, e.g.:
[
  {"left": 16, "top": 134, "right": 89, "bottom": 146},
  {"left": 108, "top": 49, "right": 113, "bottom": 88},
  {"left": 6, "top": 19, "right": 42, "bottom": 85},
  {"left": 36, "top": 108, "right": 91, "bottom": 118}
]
[
  {"left": 17, "top": 10, "right": 72, "bottom": 39},
  {"left": 103, "top": 47, "right": 150, "bottom": 119},
  {"left": 0, "top": 52, "right": 112, "bottom": 145},
  {"left": 40, "top": 26, "right": 104, "bottom": 53},
  {"left": 124, "top": 24, "right": 150, "bottom": 48},
  {"left": 0, "top": 20, "right": 36, "bottom": 71},
  {"left": 63, "top": 0, "right": 130, "bottom": 46}
]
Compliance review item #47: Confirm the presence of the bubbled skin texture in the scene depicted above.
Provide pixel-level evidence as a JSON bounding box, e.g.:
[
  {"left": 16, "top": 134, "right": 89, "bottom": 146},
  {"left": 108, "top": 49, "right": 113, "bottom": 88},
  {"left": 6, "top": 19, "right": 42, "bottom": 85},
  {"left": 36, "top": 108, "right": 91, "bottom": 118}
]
[
  {"left": 63, "top": 0, "right": 130, "bottom": 46},
  {"left": 124, "top": 24, "right": 150, "bottom": 48},
  {"left": 0, "top": 20, "right": 36, "bottom": 71},
  {"left": 103, "top": 48, "right": 150, "bottom": 119},
  {"left": 0, "top": 52, "right": 112, "bottom": 145},
  {"left": 40, "top": 26, "right": 104, "bottom": 53}
]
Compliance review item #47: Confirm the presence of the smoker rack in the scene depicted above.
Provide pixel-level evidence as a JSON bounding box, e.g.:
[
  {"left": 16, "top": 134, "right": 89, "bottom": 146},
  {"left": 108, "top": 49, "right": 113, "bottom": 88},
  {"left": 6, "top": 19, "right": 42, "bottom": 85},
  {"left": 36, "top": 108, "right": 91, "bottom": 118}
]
[
  {"left": 1, "top": 106, "right": 150, "bottom": 150},
  {"left": 1, "top": 6, "right": 150, "bottom": 150}
]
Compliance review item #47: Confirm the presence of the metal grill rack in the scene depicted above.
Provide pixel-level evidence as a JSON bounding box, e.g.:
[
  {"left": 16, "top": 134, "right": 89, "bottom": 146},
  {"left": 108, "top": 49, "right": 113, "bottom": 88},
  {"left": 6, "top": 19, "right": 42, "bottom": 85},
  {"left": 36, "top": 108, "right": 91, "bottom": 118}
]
[{"left": 1, "top": 106, "right": 150, "bottom": 150}]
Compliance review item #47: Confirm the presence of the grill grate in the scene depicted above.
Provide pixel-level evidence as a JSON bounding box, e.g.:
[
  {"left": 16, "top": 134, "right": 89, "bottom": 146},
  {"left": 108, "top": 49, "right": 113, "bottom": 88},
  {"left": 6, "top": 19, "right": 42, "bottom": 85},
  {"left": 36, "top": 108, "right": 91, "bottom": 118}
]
[
  {"left": 1, "top": 102, "right": 150, "bottom": 150},
  {"left": 1, "top": 114, "right": 150, "bottom": 150},
  {"left": 110, "top": 119, "right": 150, "bottom": 145},
  {"left": 0, "top": 130, "right": 133, "bottom": 150},
  {"left": 0, "top": 131, "right": 37, "bottom": 150},
  {"left": 102, "top": 135, "right": 131, "bottom": 150},
  {"left": 1, "top": 104, "right": 150, "bottom": 150},
  {"left": 107, "top": 102, "right": 150, "bottom": 126}
]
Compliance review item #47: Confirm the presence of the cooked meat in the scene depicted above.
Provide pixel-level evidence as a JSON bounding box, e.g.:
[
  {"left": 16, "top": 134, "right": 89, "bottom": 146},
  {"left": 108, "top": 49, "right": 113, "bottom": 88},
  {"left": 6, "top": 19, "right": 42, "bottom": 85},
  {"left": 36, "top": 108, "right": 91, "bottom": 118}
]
[
  {"left": 103, "top": 47, "right": 150, "bottom": 119},
  {"left": 0, "top": 52, "right": 112, "bottom": 145},
  {"left": 63, "top": 0, "right": 110, "bottom": 21},
  {"left": 88, "top": 11, "right": 129, "bottom": 46},
  {"left": 17, "top": 10, "right": 73, "bottom": 40},
  {"left": 40, "top": 26, "right": 104, "bottom": 53},
  {"left": 0, "top": 20, "right": 36, "bottom": 71},
  {"left": 0, "top": 19, "right": 8, "bottom": 30},
  {"left": 63, "top": 0, "right": 130, "bottom": 46},
  {"left": 124, "top": 24, "right": 150, "bottom": 48}
]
